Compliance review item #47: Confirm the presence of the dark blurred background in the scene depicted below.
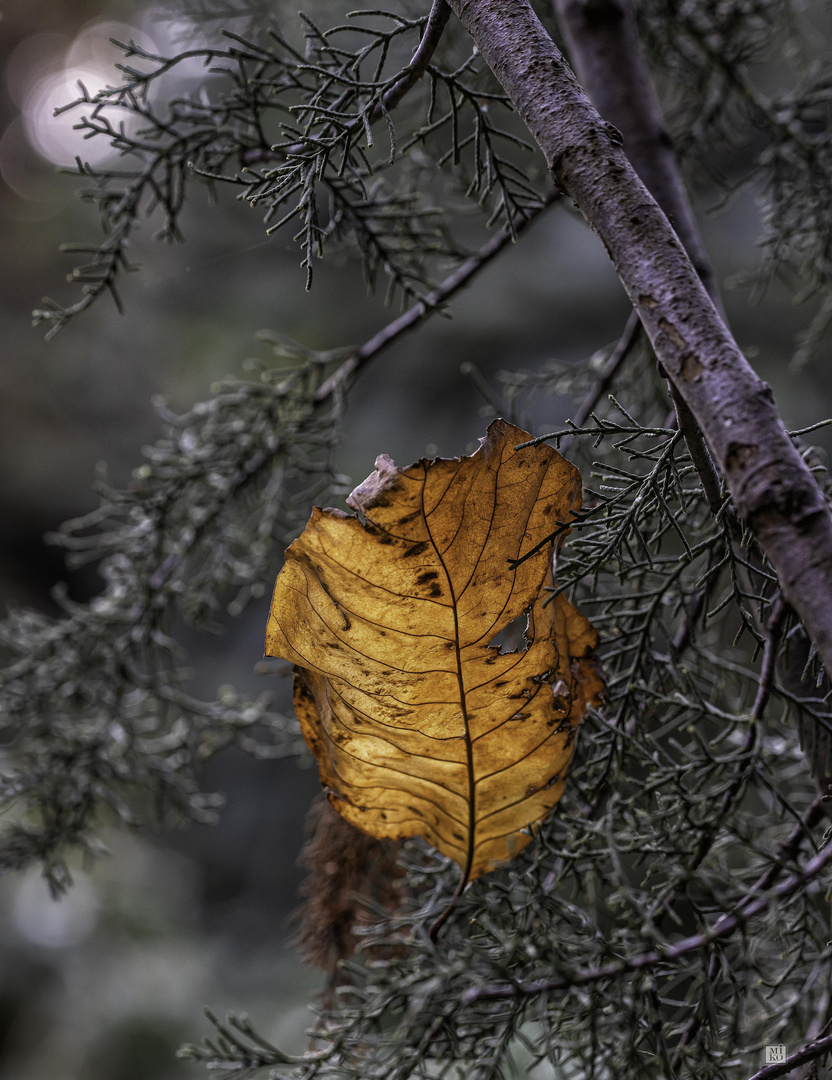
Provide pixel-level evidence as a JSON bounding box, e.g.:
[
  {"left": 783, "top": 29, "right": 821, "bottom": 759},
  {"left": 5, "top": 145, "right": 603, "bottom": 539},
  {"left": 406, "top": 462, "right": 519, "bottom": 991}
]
[{"left": 1, "top": 0, "right": 831, "bottom": 1077}]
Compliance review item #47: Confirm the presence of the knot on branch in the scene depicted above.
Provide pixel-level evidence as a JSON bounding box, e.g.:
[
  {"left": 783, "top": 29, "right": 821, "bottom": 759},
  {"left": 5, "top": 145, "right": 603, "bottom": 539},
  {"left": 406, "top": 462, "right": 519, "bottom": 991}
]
[{"left": 742, "top": 465, "right": 827, "bottom": 533}]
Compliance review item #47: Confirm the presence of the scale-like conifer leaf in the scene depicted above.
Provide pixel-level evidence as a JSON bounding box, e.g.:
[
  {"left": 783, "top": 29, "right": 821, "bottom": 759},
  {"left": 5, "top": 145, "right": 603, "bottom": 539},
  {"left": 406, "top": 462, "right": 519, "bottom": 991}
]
[{"left": 266, "top": 420, "right": 603, "bottom": 880}]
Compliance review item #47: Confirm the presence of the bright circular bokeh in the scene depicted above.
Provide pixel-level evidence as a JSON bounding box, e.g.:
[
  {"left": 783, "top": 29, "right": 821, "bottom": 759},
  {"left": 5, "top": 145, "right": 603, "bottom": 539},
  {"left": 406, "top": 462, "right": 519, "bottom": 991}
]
[{"left": 18, "top": 20, "right": 158, "bottom": 168}]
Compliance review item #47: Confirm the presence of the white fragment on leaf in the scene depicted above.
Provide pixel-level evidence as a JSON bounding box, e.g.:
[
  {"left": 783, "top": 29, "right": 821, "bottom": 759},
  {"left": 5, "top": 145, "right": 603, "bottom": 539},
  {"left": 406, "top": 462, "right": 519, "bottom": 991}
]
[{"left": 346, "top": 453, "right": 400, "bottom": 513}]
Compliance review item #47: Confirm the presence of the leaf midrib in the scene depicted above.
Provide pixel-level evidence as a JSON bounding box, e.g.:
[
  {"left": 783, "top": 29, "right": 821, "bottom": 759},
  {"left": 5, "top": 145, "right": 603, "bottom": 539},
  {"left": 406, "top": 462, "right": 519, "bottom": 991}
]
[{"left": 420, "top": 463, "right": 478, "bottom": 890}]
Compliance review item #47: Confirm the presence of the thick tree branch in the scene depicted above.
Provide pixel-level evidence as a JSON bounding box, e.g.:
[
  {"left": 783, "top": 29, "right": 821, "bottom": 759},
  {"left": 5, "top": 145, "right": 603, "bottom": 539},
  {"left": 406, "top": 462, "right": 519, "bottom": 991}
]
[
  {"left": 552, "top": 0, "right": 832, "bottom": 814},
  {"left": 445, "top": 0, "right": 832, "bottom": 677},
  {"left": 553, "top": 0, "right": 721, "bottom": 311}
]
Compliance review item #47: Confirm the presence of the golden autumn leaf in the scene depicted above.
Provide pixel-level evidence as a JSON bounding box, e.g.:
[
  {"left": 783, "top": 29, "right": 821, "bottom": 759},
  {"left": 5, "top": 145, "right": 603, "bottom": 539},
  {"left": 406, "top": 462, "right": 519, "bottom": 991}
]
[{"left": 266, "top": 419, "right": 604, "bottom": 883}]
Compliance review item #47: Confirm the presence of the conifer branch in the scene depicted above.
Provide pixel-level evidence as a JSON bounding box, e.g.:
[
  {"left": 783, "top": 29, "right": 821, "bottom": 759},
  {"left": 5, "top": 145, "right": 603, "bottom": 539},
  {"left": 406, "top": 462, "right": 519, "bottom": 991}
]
[{"left": 464, "top": 796, "right": 832, "bottom": 1002}]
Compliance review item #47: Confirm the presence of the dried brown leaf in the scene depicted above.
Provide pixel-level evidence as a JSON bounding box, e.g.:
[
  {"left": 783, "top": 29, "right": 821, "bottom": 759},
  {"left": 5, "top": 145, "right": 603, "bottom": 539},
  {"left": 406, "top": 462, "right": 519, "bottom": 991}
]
[{"left": 266, "top": 419, "right": 604, "bottom": 882}]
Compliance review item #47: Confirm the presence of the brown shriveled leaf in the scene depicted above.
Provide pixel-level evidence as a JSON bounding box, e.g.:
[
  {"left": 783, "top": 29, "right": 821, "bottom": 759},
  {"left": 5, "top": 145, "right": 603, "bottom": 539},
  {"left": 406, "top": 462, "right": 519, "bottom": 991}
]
[
  {"left": 266, "top": 419, "right": 604, "bottom": 882},
  {"left": 295, "top": 795, "right": 405, "bottom": 977}
]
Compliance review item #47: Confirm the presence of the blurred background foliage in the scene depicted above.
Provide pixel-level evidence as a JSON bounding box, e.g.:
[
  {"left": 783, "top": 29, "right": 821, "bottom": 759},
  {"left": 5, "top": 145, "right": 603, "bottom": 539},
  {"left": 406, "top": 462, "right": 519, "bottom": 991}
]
[{"left": 0, "top": 0, "right": 831, "bottom": 1077}]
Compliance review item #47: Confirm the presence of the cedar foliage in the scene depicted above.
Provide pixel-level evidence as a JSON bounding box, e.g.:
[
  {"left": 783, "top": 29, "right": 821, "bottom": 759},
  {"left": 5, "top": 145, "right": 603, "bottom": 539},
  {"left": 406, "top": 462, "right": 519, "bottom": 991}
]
[{"left": 5, "top": 0, "right": 832, "bottom": 1076}]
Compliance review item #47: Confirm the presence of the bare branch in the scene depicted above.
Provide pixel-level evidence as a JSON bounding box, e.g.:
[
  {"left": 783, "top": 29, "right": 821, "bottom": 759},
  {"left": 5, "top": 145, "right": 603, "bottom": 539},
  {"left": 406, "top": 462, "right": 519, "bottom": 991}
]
[{"left": 372, "top": 0, "right": 452, "bottom": 117}]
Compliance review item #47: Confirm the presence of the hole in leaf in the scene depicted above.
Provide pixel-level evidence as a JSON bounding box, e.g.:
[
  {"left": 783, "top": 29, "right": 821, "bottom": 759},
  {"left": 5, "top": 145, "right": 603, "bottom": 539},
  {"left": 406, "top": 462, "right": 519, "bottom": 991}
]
[{"left": 488, "top": 613, "right": 529, "bottom": 654}]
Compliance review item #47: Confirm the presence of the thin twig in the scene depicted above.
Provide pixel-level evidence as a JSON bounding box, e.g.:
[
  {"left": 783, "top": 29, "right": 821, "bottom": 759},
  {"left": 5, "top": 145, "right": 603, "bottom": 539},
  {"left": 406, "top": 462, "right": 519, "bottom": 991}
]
[
  {"left": 752, "top": 595, "right": 788, "bottom": 718},
  {"left": 243, "top": 4, "right": 452, "bottom": 165},
  {"left": 373, "top": 0, "right": 452, "bottom": 117},
  {"left": 666, "top": 596, "right": 794, "bottom": 1070},
  {"left": 744, "top": 1033, "right": 832, "bottom": 1080},
  {"left": 314, "top": 195, "right": 559, "bottom": 402},
  {"left": 667, "top": 380, "right": 724, "bottom": 517}
]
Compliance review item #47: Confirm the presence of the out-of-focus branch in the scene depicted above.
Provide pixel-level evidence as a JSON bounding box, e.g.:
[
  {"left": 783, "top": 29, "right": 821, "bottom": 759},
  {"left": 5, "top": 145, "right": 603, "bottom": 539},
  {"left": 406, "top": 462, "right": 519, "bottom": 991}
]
[
  {"left": 558, "top": 310, "right": 642, "bottom": 455},
  {"left": 553, "top": 0, "right": 725, "bottom": 513}
]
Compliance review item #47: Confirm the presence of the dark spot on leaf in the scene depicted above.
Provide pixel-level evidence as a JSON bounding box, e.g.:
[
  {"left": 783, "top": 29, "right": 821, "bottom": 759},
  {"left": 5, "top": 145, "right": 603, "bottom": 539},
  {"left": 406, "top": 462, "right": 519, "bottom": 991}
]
[
  {"left": 295, "top": 680, "right": 315, "bottom": 703},
  {"left": 403, "top": 541, "right": 429, "bottom": 558},
  {"left": 429, "top": 583, "right": 442, "bottom": 597},
  {"left": 417, "top": 571, "right": 439, "bottom": 585}
]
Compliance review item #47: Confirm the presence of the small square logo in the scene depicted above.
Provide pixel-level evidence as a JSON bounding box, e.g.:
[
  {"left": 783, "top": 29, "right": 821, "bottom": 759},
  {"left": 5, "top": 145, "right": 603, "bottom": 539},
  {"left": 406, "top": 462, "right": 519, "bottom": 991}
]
[{"left": 765, "top": 1045, "right": 787, "bottom": 1064}]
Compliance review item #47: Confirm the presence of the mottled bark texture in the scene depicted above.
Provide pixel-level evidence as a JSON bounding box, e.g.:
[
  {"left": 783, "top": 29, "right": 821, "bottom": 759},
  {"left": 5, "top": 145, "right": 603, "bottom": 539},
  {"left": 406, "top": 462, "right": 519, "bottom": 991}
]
[{"left": 448, "top": 0, "right": 832, "bottom": 677}]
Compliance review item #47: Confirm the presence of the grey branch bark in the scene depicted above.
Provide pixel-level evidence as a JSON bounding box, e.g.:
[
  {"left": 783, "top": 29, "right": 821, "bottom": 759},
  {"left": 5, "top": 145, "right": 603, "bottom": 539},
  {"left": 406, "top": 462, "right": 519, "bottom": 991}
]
[
  {"left": 446, "top": 0, "right": 832, "bottom": 677},
  {"left": 553, "top": 0, "right": 720, "bottom": 311},
  {"left": 553, "top": 0, "right": 725, "bottom": 515}
]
